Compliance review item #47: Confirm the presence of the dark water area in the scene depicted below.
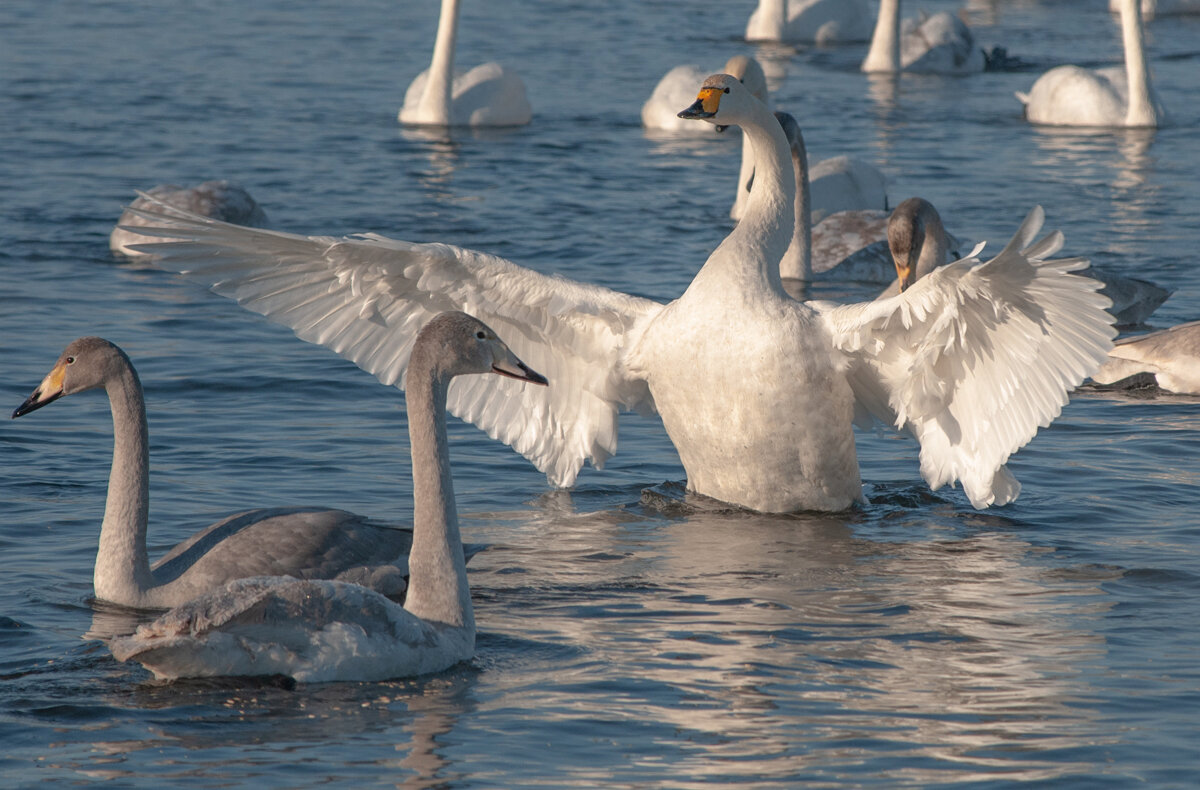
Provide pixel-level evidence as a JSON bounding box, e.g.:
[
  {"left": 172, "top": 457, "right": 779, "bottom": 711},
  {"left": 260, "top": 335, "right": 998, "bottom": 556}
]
[{"left": 2, "top": 0, "right": 1199, "bottom": 786}]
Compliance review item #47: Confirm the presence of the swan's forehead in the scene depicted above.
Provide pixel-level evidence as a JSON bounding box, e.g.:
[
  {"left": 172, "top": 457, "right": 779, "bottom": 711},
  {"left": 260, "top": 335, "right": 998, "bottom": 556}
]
[{"left": 695, "top": 74, "right": 734, "bottom": 113}]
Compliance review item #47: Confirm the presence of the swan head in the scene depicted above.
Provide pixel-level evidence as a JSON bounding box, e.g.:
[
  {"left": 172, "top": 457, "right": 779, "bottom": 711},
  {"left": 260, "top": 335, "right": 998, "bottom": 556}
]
[
  {"left": 677, "top": 73, "right": 760, "bottom": 131},
  {"left": 414, "top": 312, "right": 548, "bottom": 387},
  {"left": 13, "top": 337, "right": 128, "bottom": 418},
  {"left": 888, "top": 198, "right": 941, "bottom": 292}
]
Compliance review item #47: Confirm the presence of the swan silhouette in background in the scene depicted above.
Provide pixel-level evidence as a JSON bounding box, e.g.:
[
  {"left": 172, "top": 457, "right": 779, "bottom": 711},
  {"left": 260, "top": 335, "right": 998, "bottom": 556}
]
[
  {"left": 12, "top": 337, "right": 415, "bottom": 609},
  {"left": 1091, "top": 320, "right": 1200, "bottom": 394},
  {"left": 861, "top": 0, "right": 986, "bottom": 74},
  {"left": 398, "top": 0, "right": 531, "bottom": 127},
  {"left": 745, "top": 0, "right": 874, "bottom": 44},
  {"left": 1109, "top": 0, "right": 1200, "bottom": 18},
  {"left": 128, "top": 73, "right": 1113, "bottom": 512},
  {"left": 642, "top": 55, "right": 768, "bottom": 134},
  {"left": 109, "top": 313, "right": 548, "bottom": 681},
  {"left": 1018, "top": 0, "right": 1165, "bottom": 128},
  {"left": 110, "top": 181, "right": 267, "bottom": 258}
]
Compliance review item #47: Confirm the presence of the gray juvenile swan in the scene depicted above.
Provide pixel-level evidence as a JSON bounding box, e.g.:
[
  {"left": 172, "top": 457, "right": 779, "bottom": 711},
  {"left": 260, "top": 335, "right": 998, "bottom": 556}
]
[
  {"left": 109, "top": 313, "right": 548, "bottom": 682},
  {"left": 110, "top": 181, "right": 267, "bottom": 258},
  {"left": 13, "top": 337, "right": 415, "bottom": 609},
  {"left": 1091, "top": 320, "right": 1200, "bottom": 394}
]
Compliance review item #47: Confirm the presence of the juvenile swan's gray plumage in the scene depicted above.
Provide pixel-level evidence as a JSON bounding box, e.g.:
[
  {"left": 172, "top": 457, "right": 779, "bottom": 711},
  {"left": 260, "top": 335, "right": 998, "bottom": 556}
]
[
  {"left": 109, "top": 313, "right": 548, "bottom": 682},
  {"left": 13, "top": 336, "right": 412, "bottom": 609}
]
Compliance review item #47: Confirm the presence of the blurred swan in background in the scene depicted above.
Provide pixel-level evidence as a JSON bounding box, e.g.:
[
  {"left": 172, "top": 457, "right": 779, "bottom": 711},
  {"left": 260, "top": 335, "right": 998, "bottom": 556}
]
[
  {"left": 1091, "top": 320, "right": 1200, "bottom": 394},
  {"left": 1110, "top": 0, "right": 1200, "bottom": 18},
  {"left": 11, "top": 337, "right": 416, "bottom": 609},
  {"left": 127, "top": 74, "right": 1112, "bottom": 512},
  {"left": 109, "top": 313, "right": 548, "bottom": 681},
  {"left": 861, "top": 0, "right": 986, "bottom": 74},
  {"left": 110, "top": 181, "right": 266, "bottom": 258},
  {"left": 746, "top": 0, "right": 874, "bottom": 44},
  {"left": 1017, "top": 0, "right": 1165, "bottom": 128},
  {"left": 398, "top": 0, "right": 531, "bottom": 127}
]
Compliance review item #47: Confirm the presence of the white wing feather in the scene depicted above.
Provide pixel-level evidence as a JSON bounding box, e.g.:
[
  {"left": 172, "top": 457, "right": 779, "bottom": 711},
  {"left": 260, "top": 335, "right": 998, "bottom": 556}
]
[
  {"left": 126, "top": 200, "right": 664, "bottom": 488},
  {"left": 815, "top": 207, "right": 1115, "bottom": 508}
]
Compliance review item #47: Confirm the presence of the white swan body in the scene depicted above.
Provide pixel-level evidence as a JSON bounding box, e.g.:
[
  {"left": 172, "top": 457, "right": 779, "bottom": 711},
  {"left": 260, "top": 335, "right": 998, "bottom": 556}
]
[
  {"left": 398, "top": 0, "right": 531, "bottom": 127},
  {"left": 12, "top": 337, "right": 413, "bottom": 609},
  {"left": 862, "top": 0, "right": 985, "bottom": 74},
  {"left": 1109, "top": 0, "right": 1200, "bottom": 17},
  {"left": 746, "top": 0, "right": 874, "bottom": 44},
  {"left": 111, "top": 181, "right": 267, "bottom": 257},
  {"left": 108, "top": 313, "right": 548, "bottom": 681},
  {"left": 129, "top": 74, "right": 1113, "bottom": 512},
  {"left": 1091, "top": 320, "right": 1200, "bottom": 394},
  {"left": 1017, "top": 0, "right": 1163, "bottom": 127}
]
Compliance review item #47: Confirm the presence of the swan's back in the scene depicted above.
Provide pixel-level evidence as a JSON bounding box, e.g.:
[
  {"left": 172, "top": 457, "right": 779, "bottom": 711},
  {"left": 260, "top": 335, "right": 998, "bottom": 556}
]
[
  {"left": 901, "top": 12, "right": 984, "bottom": 73},
  {"left": 1019, "top": 66, "right": 1126, "bottom": 126},
  {"left": 111, "top": 181, "right": 267, "bottom": 256}
]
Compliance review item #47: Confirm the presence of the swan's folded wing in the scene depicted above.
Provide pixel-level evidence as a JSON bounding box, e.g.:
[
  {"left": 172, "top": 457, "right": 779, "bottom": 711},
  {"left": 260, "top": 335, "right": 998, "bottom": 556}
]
[
  {"left": 816, "top": 207, "right": 1115, "bottom": 508},
  {"left": 126, "top": 202, "right": 664, "bottom": 488}
]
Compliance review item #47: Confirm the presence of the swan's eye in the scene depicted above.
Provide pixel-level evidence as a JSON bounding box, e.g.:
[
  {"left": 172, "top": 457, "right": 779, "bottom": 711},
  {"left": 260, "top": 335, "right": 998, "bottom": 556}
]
[
  {"left": 475, "top": 331, "right": 486, "bottom": 340},
  {"left": 723, "top": 87, "right": 730, "bottom": 94},
  {"left": 66, "top": 356, "right": 75, "bottom": 364}
]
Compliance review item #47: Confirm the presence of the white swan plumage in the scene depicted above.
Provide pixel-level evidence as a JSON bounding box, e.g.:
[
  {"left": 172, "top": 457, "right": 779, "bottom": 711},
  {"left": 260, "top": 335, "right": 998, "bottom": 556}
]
[
  {"left": 129, "top": 73, "right": 1113, "bottom": 512},
  {"left": 1091, "top": 320, "right": 1200, "bottom": 394},
  {"left": 1017, "top": 0, "right": 1165, "bottom": 128},
  {"left": 1109, "top": 0, "right": 1200, "bottom": 18},
  {"left": 12, "top": 337, "right": 413, "bottom": 609},
  {"left": 861, "top": 0, "right": 986, "bottom": 74},
  {"left": 108, "top": 313, "right": 548, "bottom": 681},
  {"left": 110, "top": 181, "right": 267, "bottom": 258},
  {"left": 746, "top": 0, "right": 874, "bottom": 44},
  {"left": 398, "top": 0, "right": 531, "bottom": 127}
]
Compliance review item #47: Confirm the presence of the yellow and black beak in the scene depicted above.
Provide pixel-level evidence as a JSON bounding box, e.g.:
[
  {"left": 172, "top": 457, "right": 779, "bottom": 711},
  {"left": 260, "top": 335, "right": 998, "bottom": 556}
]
[
  {"left": 678, "top": 86, "right": 725, "bottom": 121},
  {"left": 13, "top": 364, "right": 66, "bottom": 419}
]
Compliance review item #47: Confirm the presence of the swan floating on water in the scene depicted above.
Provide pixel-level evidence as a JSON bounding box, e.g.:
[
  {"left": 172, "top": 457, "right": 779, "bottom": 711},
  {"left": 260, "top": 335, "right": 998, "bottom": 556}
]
[
  {"left": 861, "top": 0, "right": 986, "bottom": 74},
  {"left": 12, "top": 337, "right": 415, "bottom": 609},
  {"left": 1091, "top": 320, "right": 1200, "bottom": 394},
  {"left": 128, "top": 73, "right": 1114, "bottom": 512},
  {"left": 1017, "top": 0, "right": 1165, "bottom": 128},
  {"left": 398, "top": 0, "right": 531, "bottom": 127},
  {"left": 110, "top": 181, "right": 267, "bottom": 258},
  {"left": 108, "top": 313, "right": 548, "bottom": 681},
  {"left": 745, "top": 0, "right": 874, "bottom": 44}
]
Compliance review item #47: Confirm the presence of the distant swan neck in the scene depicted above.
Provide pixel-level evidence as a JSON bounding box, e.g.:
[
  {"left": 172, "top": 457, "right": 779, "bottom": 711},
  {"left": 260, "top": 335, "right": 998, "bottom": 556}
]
[
  {"left": 421, "top": 0, "right": 460, "bottom": 125},
  {"left": 779, "top": 126, "right": 813, "bottom": 281},
  {"left": 753, "top": 0, "right": 788, "bottom": 39},
  {"left": 862, "top": 0, "right": 901, "bottom": 72},
  {"left": 1119, "top": 0, "right": 1157, "bottom": 127},
  {"left": 95, "top": 362, "right": 154, "bottom": 602},
  {"left": 402, "top": 361, "right": 472, "bottom": 632}
]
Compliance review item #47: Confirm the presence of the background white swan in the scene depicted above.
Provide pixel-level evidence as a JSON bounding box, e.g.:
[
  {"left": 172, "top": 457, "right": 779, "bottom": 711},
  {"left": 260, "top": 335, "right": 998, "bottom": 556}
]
[
  {"left": 128, "top": 74, "right": 1112, "bottom": 513},
  {"left": 1091, "top": 319, "right": 1200, "bottom": 394},
  {"left": 108, "top": 313, "right": 548, "bottom": 681},
  {"left": 1109, "top": 0, "right": 1200, "bottom": 18},
  {"left": 1017, "top": 0, "right": 1164, "bottom": 127},
  {"left": 11, "top": 337, "right": 413, "bottom": 609},
  {"left": 110, "top": 181, "right": 267, "bottom": 258},
  {"left": 398, "top": 0, "right": 531, "bottom": 127},
  {"left": 861, "top": 0, "right": 986, "bottom": 74},
  {"left": 746, "top": 0, "right": 874, "bottom": 44}
]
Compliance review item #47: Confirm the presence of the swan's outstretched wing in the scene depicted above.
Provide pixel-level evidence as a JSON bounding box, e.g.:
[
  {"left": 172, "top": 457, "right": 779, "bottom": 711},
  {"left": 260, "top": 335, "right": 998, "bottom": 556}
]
[
  {"left": 126, "top": 201, "right": 664, "bottom": 487},
  {"left": 815, "top": 207, "right": 1115, "bottom": 508}
]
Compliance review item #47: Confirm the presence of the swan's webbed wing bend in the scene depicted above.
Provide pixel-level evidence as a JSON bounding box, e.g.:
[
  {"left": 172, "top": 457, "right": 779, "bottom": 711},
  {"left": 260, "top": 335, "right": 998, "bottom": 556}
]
[
  {"left": 126, "top": 201, "right": 664, "bottom": 488},
  {"left": 814, "top": 207, "right": 1116, "bottom": 508}
]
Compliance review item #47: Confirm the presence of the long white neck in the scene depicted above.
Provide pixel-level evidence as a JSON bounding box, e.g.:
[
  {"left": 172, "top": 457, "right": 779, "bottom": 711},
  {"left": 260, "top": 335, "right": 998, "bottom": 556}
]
[
  {"left": 691, "top": 101, "right": 793, "bottom": 296},
  {"left": 94, "top": 361, "right": 154, "bottom": 603},
  {"left": 779, "top": 125, "right": 813, "bottom": 281},
  {"left": 418, "top": 0, "right": 460, "bottom": 125},
  {"left": 748, "top": 0, "right": 788, "bottom": 40},
  {"left": 1119, "top": 0, "right": 1158, "bottom": 127},
  {"left": 401, "top": 359, "right": 472, "bottom": 633},
  {"left": 862, "top": 0, "right": 901, "bottom": 73}
]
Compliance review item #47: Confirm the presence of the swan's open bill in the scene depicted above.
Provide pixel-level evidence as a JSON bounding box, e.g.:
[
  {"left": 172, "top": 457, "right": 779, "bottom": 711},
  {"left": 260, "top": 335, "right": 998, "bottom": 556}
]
[
  {"left": 12, "top": 337, "right": 415, "bottom": 609},
  {"left": 109, "top": 313, "right": 547, "bottom": 682},
  {"left": 127, "top": 73, "right": 1113, "bottom": 512}
]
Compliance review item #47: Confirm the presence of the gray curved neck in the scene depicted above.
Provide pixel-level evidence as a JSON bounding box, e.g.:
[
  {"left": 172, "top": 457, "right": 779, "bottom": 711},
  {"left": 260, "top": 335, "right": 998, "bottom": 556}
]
[
  {"left": 917, "top": 208, "right": 949, "bottom": 278},
  {"left": 401, "top": 359, "right": 472, "bottom": 632},
  {"left": 863, "top": 0, "right": 901, "bottom": 72},
  {"left": 95, "top": 363, "right": 154, "bottom": 602},
  {"left": 779, "top": 126, "right": 812, "bottom": 280},
  {"left": 420, "top": 0, "right": 460, "bottom": 124}
]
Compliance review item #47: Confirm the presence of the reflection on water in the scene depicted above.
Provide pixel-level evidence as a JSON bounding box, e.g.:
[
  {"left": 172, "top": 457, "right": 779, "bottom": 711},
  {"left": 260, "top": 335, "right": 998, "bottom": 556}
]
[{"left": 751, "top": 43, "right": 796, "bottom": 95}]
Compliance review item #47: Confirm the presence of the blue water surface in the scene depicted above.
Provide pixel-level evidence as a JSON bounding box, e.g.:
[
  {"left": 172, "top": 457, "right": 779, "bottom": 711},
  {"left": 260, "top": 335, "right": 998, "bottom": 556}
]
[{"left": 2, "top": 0, "right": 1199, "bottom": 786}]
